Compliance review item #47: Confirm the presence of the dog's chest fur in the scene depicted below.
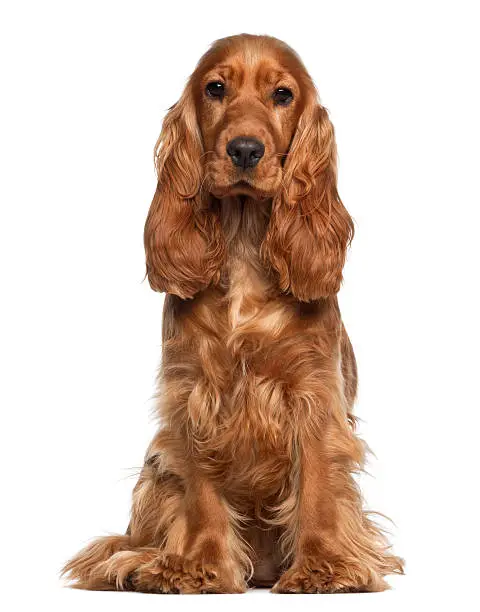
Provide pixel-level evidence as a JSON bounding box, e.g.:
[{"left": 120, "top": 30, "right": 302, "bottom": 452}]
[{"left": 205, "top": 200, "right": 297, "bottom": 489}]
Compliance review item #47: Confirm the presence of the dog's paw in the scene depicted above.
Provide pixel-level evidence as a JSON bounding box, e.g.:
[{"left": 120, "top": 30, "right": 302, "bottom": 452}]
[
  {"left": 131, "top": 553, "right": 245, "bottom": 594},
  {"left": 272, "top": 557, "right": 388, "bottom": 594}
]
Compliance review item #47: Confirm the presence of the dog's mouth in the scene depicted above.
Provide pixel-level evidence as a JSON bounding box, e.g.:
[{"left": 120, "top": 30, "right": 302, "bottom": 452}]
[
  {"left": 231, "top": 180, "right": 256, "bottom": 194},
  {"left": 231, "top": 181, "right": 273, "bottom": 201},
  {"left": 211, "top": 179, "right": 274, "bottom": 201}
]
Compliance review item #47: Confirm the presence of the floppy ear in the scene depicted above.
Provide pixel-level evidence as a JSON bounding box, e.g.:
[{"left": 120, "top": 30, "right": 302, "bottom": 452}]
[
  {"left": 144, "top": 90, "right": 224, "bottom": 299},
  {"left": 262, "top": 104, "right": 354, "bottom": 301}
]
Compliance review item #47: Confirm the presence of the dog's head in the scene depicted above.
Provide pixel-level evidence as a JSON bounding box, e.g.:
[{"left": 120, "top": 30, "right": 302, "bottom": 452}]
[{"left": 145, "top": 34, "right": 353, "bottom": 301}]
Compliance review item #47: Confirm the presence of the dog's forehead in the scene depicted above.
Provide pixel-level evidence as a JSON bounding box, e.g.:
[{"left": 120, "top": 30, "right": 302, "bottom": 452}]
[
  {"left": 203, "top": 52, "right": 296, "bottom": 89},
  {"left": 236, "top": 41, "right": 275, "bottom": 68},
  {"left": 196, "top": 36, "right": 305, "bottom": 84}
]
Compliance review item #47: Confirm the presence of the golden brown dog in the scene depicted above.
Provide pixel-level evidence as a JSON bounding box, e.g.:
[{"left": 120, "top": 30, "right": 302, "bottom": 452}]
[{"left": 63, "top": 34, "right": 403, "bottom": 594}]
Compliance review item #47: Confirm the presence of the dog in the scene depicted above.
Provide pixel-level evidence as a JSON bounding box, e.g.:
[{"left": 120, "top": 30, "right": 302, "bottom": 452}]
[{"left": 63, "top": 34, "right": 403, "bottom": 594}]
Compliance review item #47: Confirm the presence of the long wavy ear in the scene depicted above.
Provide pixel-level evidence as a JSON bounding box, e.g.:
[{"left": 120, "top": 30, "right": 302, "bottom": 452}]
[
  {"left": 144, "top": 90, "right": 224, "bottom": 299},
  {"left": 262, "top": 103, "right": 354, "bottom": 301}
]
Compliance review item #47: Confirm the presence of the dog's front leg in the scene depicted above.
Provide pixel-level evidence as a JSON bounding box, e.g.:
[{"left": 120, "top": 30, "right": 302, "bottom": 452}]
[
  {"left": 63, "top": 447, "right": 248, "bottom": 593},
  {"left": 273, "top": 415, "right": 403, "bottom": 593},
  {"left": 128, "top": 463, "right": 249, "bottom": 594}
]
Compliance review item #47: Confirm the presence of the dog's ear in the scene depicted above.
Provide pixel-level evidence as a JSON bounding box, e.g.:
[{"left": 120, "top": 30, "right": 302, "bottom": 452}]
[
  {"left": 144, "top": 90, "right": 224, "bottom": 299},
  {"left": 262, "top": 104, "right": 354, "bottom": 301}
]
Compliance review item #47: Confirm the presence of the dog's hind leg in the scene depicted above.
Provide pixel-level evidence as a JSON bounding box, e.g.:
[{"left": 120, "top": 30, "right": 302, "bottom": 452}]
[
  {"left": 61, "top": 451, "right": 185, "bottom": 590},
  {"left": 61, "top": 534, "right": 134, "bottom": 590}
]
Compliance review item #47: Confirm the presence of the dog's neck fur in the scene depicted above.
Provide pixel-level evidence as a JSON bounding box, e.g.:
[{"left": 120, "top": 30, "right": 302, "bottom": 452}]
[
  {"left": 219, "top": 196, "right": 272, "bottom": 257},
  {"left": 219, "top": 196, "right": 273, "bottom": 329}
]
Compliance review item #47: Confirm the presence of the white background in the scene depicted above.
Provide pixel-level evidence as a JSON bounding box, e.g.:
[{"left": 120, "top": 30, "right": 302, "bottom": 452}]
[{"left": 1, "top": 1, "right": 479, "bottom": 610}]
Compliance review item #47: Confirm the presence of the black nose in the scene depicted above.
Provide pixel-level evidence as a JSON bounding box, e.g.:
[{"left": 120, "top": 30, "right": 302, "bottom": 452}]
[{"left": 226, "top": 137, "right": 265, "bottom": 169}]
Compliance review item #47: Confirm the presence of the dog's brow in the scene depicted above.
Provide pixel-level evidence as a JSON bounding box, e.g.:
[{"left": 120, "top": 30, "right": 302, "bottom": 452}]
[
  {"left": 204, "top": 64, "right": 234, "bottom": 80},
  {"left": 264, "top": 70, "right": 296, "bottom": 86}
]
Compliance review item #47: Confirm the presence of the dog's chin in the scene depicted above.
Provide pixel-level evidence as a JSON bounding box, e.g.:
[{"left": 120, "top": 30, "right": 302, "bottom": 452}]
[{"left": 210, "top": 180, "right": 276, "bottom": 201}]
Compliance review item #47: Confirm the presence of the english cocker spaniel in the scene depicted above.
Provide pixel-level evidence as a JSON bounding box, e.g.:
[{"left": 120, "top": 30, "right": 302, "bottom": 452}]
[{"left": 63, "top": 34, "right": 403, "bottom": 594}]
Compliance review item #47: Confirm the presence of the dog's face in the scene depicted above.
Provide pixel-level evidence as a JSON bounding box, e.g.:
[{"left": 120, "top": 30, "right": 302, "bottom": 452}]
[
  {"left": 145, "top": 35, "right": 354, "bottom": 302},
  {"left": 193, "top": 41, "right": 307, "bottom": 200}
]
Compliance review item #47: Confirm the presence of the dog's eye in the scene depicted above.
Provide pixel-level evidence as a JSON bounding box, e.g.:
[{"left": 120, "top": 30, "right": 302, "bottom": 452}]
[
  {"left": 205, "top": 81, "right": 225, "bottom": 99},
  {"left": 273, "top": 87, "right": 293, "bottom": 106}
]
